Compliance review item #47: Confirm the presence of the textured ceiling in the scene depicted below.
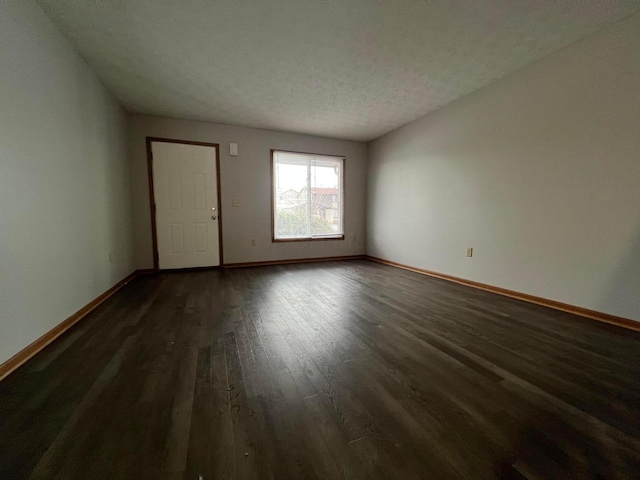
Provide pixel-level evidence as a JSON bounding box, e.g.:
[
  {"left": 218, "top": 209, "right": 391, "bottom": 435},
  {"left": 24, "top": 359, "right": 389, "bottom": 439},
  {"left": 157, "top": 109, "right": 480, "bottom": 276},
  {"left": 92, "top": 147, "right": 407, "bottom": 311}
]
[{"left": 38, "top": 0, "right": 640, "bottom": 141}]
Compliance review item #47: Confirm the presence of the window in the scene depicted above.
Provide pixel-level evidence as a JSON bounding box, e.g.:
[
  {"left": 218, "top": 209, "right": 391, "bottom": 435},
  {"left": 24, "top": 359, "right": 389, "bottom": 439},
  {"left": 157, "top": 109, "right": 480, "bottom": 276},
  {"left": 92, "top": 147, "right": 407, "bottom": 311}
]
[{"left": 271, "top": 150, "right": 345, "bottom": 241}]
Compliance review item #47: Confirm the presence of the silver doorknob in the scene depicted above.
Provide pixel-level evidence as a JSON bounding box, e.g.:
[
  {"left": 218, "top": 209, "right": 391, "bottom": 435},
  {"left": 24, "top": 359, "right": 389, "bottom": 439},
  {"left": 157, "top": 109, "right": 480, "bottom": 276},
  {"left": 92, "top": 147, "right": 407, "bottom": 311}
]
[{"left": 211, "top": 215, "right": 217, "bottom": 220}]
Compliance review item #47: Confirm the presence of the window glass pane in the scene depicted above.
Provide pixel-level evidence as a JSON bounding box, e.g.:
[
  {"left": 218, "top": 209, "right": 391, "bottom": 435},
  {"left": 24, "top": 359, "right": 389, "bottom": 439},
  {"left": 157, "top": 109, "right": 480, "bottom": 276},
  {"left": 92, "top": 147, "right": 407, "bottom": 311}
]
[
  {"left": 274, "top": 153, "right": 309, "bottom": 238},
  {"left": 310, "top": 157, "right": 342, "bottom": 236}
]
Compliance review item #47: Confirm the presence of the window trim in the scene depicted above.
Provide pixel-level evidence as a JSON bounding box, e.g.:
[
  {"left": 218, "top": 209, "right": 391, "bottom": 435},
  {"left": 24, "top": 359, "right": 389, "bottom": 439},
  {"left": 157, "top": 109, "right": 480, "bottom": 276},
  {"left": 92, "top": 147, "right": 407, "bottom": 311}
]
[{"left": 271, "top": 149, "right": 346, "bottom": 243}]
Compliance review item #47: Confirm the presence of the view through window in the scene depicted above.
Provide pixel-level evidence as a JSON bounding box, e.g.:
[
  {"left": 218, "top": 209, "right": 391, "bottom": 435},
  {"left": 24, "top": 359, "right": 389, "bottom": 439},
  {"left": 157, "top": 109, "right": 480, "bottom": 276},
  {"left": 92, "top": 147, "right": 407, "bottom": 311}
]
[{"left": 272, "top": 150, "right": 344, "bottom": 240}]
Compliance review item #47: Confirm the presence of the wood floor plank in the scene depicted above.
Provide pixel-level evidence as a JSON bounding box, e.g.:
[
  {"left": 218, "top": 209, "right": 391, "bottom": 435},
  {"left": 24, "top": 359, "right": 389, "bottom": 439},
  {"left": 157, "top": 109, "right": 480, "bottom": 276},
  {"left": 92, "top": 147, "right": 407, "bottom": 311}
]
[
  {"left": 223, "top": 331, "right": 263, "bottom": 479},
  {"left": 185, "top": 346, "right": 215, "bottom": 479}
]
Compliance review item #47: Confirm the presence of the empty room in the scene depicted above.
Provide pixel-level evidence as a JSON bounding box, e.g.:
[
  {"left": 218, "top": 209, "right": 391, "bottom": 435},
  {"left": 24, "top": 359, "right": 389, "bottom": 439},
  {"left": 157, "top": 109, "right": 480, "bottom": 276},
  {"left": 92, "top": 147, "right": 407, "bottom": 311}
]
[{"left": 2, "top": 1, "right": 640, "bottom": 478}]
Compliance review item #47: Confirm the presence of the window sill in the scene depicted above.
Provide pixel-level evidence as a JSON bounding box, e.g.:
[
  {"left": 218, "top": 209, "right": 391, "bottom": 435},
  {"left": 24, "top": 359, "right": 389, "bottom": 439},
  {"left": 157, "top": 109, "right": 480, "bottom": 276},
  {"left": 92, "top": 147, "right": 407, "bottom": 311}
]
[{"left": 272, "top": 235, "right": 345, "bottom": 243}]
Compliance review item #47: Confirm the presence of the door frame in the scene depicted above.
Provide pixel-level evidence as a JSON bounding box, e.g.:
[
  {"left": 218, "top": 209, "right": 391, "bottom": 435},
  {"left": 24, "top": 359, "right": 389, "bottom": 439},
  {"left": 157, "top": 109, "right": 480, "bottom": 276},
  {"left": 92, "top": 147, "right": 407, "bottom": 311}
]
[{"left": 146, "top": 136, "right": 224, "bottom": 271}]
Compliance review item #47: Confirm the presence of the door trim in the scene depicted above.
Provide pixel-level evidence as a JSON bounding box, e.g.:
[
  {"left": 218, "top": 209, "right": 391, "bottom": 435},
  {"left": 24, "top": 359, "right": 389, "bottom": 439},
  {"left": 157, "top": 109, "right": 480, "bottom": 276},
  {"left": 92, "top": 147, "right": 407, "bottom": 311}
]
[{"left": 146, "top": 137, "right": 224, "bottom": 271}]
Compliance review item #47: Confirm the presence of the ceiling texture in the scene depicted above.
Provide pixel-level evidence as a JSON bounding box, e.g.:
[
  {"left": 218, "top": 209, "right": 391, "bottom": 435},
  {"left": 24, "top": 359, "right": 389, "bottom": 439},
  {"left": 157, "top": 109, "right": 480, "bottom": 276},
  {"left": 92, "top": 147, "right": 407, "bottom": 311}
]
[{"left": 38, "top": 0, "right": 640, "bottom": 142}]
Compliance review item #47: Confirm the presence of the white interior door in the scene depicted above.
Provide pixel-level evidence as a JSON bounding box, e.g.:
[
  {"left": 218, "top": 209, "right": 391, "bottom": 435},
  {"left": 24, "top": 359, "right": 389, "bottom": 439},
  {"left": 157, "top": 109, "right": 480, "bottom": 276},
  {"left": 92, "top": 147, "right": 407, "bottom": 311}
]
[{"left": 152, "top": 141, "right": 220, "bottom": 269}]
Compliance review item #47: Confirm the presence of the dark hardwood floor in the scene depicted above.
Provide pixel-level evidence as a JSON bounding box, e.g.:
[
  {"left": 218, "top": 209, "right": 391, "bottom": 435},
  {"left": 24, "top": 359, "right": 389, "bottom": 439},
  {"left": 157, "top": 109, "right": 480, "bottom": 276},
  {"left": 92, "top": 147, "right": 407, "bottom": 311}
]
[{"left": 1, "top": 259, "right": 639, "bottom": 479}]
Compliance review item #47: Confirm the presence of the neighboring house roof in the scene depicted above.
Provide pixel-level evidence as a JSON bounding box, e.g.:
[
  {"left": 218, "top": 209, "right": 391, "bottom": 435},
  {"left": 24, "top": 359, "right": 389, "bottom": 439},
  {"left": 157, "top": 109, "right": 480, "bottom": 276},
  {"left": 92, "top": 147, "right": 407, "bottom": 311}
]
[{"left": 311, "top": 188, "right": 338, "bottom": 195}]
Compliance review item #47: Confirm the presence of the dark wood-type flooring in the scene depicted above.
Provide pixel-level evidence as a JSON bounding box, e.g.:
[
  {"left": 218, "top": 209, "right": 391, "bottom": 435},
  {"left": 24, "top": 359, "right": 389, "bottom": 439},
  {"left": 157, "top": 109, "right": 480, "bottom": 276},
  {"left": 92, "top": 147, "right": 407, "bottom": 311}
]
[{"left": 1, "top": 260, "right": 640, "bottom": 479}]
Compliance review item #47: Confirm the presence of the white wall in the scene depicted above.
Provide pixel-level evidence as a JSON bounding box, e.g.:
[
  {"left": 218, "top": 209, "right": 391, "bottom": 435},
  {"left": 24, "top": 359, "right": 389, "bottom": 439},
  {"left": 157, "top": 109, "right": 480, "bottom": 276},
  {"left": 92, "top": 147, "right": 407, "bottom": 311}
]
[
  {"left": 367, "top": 13, "right": 640, "bottom": 322},
  {"left": 0, "top": 2, "right": 134, "bottom": 365},
  {"left": 128, "top": 115, "right": 367, "bottom": 268}
]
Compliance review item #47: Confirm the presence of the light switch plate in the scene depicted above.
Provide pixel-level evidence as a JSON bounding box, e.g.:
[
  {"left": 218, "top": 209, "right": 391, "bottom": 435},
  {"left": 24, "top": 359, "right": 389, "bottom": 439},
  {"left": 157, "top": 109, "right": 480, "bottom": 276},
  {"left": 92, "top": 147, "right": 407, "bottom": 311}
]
[{"left": 230, "top": 143, "right": 238, "bottom": 156}]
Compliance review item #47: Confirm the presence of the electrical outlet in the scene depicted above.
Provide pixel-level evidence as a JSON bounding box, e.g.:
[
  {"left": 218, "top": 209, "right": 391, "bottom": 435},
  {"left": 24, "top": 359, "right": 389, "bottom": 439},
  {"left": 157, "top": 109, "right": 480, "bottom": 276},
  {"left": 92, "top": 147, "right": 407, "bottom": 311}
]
[
  {"left": 251, "top": 239, "right": 256, "bottom": 247},
  {"left": 232, "top": 199, "right": 240, "bottom": 207},
  {"left": 466, "top": 247, "right": 473, "bottom": 257}
]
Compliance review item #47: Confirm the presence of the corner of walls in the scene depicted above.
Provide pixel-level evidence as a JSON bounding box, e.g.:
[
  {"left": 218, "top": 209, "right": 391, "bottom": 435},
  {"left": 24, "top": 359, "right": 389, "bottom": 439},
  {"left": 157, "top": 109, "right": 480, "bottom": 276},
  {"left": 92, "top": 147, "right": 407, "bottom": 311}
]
[
  {"left": 362, "top": 141, "right": 370, "bottom": 255},
  {"left": 126, "top": 113, "right": 150, "bottom": 271}
]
